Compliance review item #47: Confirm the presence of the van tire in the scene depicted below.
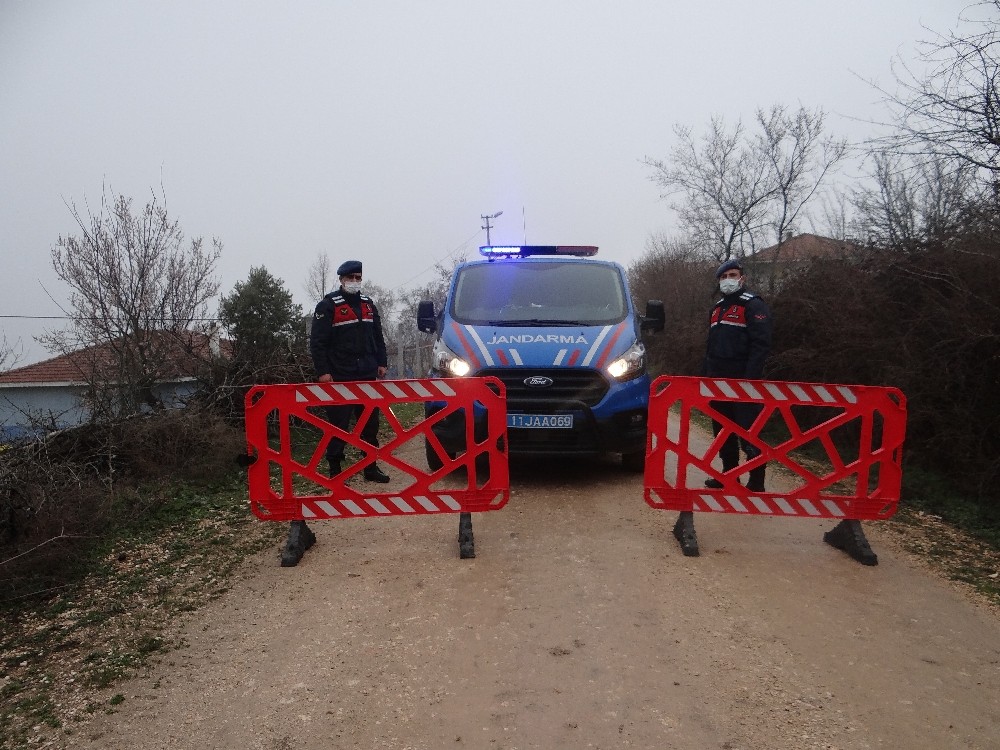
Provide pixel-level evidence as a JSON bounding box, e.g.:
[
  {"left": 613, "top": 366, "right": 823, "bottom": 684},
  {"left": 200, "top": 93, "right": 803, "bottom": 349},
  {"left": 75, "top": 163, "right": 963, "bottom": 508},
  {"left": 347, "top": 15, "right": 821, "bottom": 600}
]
[{"left": 621, "top": 450, "right": 645, "bottom": 473}]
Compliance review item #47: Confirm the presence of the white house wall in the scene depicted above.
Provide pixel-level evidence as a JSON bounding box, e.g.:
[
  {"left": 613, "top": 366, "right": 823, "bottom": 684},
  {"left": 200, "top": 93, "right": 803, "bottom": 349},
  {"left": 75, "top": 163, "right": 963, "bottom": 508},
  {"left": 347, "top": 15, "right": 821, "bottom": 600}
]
[
  {"left": 150, "top": 381, "right": 200, "bottom": 411},
  {"left": 0, "top": 384, "right": 89, "bottom": 439},
  {"left": 0, "top": 379, "right": 201, "bottom": 442}
]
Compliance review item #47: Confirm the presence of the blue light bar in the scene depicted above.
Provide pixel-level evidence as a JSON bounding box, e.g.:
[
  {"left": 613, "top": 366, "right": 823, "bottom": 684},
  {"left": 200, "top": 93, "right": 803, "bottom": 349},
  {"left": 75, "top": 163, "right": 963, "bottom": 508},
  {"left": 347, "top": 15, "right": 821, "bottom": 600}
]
[
  {"left": 479, "top": 245, "right": 599, "bottom": 258},
  {"left": 480, "top": 246, "right": 523, "bottom": 256}
]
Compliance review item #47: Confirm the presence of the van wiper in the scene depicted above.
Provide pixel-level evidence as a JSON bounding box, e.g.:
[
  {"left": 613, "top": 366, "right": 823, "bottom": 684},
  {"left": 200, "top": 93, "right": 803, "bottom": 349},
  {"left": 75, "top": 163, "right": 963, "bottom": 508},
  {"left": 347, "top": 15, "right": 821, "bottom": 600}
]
[
  {"left": 508, "top": 318, "right": 580, "bottom": 326},
  {"left": 481, "top": 318, "right": 582, "bottom": 326}
]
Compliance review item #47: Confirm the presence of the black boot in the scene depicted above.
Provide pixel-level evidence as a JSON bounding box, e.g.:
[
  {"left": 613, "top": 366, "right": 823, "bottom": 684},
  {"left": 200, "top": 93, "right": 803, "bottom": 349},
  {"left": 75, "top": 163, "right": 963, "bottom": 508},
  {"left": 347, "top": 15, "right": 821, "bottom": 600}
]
[
  {"left": 280, "top": 520, "right": 316, "bottom": 567},
  {"left": 329, "top": 458, "right": 342, "bottom": 477},
  {"left": 364, "top": 464, "right": 390, "bottom": 483},
  {"left": 746, "top": 466, "right": 766, "bottom": 493},
  {"left": 705, "top": 465, "right": 738, "bottom": 489},
  {"left": 300, "top": 521, "right": 316, "bottom": 550},
  {"left": 673, "top": 511, "right": 699, "bottom": 556}
]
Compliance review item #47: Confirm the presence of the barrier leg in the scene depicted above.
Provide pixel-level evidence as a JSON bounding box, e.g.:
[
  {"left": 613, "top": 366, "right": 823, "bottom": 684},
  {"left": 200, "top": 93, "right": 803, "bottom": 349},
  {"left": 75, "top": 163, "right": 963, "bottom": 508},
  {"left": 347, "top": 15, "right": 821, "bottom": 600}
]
[
  {"left": 823, "top": 520, "right": 878, "bottom": 566},
  {"left": 459, "top": 512, "right": 476, "bottom": 559},
  {"left": 280, "top": 521, "right": 317, "bottom": 567},
  {"left": 672, "top": 511, "right": 700, "bottom": 557}
]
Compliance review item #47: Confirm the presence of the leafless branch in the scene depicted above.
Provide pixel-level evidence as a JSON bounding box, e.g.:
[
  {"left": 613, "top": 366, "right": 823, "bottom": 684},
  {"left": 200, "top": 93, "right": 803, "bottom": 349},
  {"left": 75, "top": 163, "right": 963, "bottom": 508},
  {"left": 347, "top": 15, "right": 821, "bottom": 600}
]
[
  {"left": 869, "top": 1, "right": 1000, "bottom": 180},
  {"left": 0, "top": 529, "right": 95, "bottom": 567},
  {"left": 42, "top": 185, "right": 221, "bottom": 418}
]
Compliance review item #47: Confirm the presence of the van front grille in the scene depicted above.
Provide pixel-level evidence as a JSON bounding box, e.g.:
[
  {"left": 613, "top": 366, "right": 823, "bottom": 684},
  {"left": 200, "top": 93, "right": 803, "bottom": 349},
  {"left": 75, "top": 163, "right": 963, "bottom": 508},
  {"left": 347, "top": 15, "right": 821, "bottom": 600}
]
[{"left": 479, "top": 367, "right": 609, "bottom": 408}]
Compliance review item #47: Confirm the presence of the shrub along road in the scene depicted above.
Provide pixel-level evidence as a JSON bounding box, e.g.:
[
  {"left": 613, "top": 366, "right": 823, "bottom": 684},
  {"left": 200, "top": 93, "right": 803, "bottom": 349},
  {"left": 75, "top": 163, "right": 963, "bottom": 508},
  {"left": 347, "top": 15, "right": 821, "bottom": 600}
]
[{"left": 60, "top": 435, "right": 1000, "bottom": 750}]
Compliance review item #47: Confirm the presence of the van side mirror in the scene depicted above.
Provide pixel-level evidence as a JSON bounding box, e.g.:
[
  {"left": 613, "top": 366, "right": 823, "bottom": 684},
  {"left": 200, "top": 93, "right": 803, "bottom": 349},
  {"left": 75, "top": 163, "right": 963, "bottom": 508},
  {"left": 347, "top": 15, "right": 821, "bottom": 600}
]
[
  {"left": 417, "top": 300, "right": 437, "bottom": 333},
  {"left": 641, "top": 300, "right": 665, "bottom": 333}
]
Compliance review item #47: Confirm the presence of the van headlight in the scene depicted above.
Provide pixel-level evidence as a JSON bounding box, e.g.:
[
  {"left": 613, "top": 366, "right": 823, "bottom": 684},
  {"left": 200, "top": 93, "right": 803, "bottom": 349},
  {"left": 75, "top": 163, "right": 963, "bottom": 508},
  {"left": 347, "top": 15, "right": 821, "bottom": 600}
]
[
  {"left": 606, "top": 341, "right": 646, "bottom": 381},
  {"left": 432, "top": 339, "right": 472, "bottom": 377}
]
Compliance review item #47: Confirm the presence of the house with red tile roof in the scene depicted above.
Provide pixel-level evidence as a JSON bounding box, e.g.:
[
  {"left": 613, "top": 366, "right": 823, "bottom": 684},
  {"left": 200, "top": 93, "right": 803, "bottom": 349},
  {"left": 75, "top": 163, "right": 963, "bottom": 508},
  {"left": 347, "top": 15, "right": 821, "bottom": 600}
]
[
  {"left": 0, "top": 331, "right": 226, "bottom": 442},
  {"left": 747, "top": 233, "right": 863, "bottom": 292}
]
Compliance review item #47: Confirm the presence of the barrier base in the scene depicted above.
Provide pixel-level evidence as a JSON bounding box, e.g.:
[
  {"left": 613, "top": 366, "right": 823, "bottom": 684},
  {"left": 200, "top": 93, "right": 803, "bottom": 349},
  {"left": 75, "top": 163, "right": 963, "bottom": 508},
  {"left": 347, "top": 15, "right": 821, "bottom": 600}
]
[
  {"left": 459, "top": 512, "right": 476, "bottom": 559},
  {"left": 280, "top": 520, "right": 316, "bottom": 567},
  {"left": 673, "top": 511, "right": 700, "bottom": 557},
  {"left": 823, "top": 519, "right": 878, "bottom": 566}
]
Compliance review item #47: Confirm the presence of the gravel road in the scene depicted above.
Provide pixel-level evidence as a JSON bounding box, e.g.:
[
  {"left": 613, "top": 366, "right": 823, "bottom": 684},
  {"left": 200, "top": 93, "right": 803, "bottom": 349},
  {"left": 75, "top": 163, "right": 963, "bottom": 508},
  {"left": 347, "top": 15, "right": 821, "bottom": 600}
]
[{"left": 73, "top": 448, "right": 1000, "bottom": 750}]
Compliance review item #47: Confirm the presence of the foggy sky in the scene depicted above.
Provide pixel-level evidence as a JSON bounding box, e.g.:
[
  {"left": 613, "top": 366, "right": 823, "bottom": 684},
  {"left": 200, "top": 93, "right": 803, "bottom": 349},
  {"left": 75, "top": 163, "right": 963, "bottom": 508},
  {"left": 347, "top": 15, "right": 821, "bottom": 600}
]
[{"left": 0, "top": 0, "right": 967, "bottom": 365}]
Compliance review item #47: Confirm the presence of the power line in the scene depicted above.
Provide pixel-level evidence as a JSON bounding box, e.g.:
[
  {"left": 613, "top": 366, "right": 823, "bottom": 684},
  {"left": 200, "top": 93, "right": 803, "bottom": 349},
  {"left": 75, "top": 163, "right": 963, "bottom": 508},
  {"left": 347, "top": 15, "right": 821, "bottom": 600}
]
[
  {"left": 3, "top": 228, "right": 485, "bottom": 322},
  {"left": 0, "top": 315, "right": 222, "bottom": 322},
  {"left": 0, "top": 315, "right": 68, "bottom": 320},
  {"left": 388, "top": 228, "right": 482, "bottom": 293}
]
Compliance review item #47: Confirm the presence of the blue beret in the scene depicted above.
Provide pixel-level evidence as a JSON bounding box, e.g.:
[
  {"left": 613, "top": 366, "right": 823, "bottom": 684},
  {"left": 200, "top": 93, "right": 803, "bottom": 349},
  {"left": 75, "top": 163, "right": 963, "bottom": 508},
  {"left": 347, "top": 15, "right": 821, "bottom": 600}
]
[
  {"left": 337, "top": 260, "right": 362, "bottom": 276},
  {"left": 715, "top": 259, "right": 744, "bottom": 278}
]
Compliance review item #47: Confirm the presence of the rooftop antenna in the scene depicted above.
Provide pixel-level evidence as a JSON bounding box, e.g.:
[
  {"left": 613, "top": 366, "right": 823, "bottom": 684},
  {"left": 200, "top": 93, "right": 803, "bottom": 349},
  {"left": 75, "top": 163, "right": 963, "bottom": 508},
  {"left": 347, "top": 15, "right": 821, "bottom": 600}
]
[
  {"left": 481, "top": 210, "right": 503, "bottom": 245},
  {"left": 522, "top": 205, "right": 527, "bottom": 244}
]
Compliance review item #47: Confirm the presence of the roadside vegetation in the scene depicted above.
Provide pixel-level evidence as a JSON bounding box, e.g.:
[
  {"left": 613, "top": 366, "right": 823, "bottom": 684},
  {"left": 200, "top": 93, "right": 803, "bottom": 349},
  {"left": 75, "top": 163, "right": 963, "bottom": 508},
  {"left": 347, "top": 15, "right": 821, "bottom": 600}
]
[
  {"left": 0, "top": 409, "right": 281, "bottom": 748},
  {"left": 631, "top": 2, "right": 1000, "bottom": 561},
  {"left": 0, "top": 407, "right": 427, "bottom": 749}
]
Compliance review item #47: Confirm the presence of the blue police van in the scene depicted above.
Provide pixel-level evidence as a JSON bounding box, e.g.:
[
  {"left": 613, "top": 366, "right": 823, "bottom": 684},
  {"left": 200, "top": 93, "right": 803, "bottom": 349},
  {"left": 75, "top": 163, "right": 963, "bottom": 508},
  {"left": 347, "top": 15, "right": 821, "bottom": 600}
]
[{"left": 416, "top": 245, "right": 664, "bottom": 471}]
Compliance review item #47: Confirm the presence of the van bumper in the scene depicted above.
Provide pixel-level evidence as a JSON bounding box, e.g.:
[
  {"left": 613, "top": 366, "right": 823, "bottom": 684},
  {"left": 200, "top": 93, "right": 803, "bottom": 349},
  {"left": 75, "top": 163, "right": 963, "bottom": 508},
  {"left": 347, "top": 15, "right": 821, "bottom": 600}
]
[{"left": 425, "top": 404, "right": 648, "bottom": 458}]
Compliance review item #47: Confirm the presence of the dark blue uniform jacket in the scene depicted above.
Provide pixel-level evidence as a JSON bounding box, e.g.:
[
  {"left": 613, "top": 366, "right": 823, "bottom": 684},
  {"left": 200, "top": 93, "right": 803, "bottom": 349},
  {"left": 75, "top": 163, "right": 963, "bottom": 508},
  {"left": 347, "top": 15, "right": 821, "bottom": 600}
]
[
  {"left": 703, "top": 290, "right": 772, "bottom": 379},
  {"left": 309, "top": 290, "right": 388, "bottom": 381}
]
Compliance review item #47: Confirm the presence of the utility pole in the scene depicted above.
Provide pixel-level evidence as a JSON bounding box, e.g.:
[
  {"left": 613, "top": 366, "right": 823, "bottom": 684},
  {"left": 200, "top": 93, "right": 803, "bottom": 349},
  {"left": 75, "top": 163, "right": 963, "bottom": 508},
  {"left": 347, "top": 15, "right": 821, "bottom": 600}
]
[{"left": 481, "top": 210, "right": 503, "bottom": 245}]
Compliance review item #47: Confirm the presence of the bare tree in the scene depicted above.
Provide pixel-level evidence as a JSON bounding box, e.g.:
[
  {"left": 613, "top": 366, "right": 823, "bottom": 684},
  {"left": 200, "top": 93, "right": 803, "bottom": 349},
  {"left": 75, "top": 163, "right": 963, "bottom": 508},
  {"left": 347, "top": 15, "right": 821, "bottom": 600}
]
[
  {"left": 395, "top": 256, "right": 466, "bottom": 378},
  {"left": 645, "top": 116, "right": 775, "bottom": 261},
  {"left": 818, "top": 190, "right": 855, "bottom": 241},
  {"left": 362, "top": 282, "right": 398, "bottom": 324},
  {"left": 755, "top": 105, "right": 848, "bottom": 291},
  {"left": 0, "top": 335, "right": 21, "bottom": 373},
  {"left": 42, "top": 186, "right": 221, "bottom": 419},
  {"left": 304, "top": 252, "right": 333, "bottom": 303},
  {"left": 354, "top": 281, "right": 399, "bottom": 375},
  {"left": 628, "top": 232, "right": 713, "bottom": 311},
  {"left": 851, "top": 151, "right": 976, "bottom": 248},
  {"left": 627, "top": 234, "right": 714, "bottom": 376},
  {"left": 645, "top": 105, "right": 845, "bottom": 268},
  {"left": 873, "top": 1, "right": 1000, "bottom": 178},
  {"left": 395, "top": 286, "right": 435, "bottom": 377}
]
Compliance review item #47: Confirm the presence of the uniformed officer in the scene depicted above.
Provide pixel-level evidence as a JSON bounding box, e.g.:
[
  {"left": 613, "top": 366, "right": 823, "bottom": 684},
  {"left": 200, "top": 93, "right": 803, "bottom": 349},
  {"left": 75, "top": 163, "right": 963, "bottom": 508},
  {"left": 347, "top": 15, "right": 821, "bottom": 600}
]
[
  {"left": 310, "top": 259, "right": 390, "bottom": 479},
  {"left": 280, "top": 259, "right": 390, "bottom": 567},
  {"left": 703, "top": 258, "right": 772, "bottom": 492}
]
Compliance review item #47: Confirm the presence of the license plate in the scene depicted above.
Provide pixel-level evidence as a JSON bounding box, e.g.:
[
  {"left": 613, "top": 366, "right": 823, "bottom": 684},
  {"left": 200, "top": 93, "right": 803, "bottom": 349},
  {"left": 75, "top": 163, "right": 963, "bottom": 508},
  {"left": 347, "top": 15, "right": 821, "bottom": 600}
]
[{"left": 507, "top": 414, "right": 573, "bottom": 429}]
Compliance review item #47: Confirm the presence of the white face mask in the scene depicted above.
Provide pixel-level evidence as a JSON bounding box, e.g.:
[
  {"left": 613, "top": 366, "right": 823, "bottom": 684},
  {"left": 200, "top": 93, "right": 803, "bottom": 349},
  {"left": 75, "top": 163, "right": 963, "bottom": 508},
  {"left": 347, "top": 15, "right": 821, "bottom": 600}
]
[
  {"left": 719, "top": 278, "right": 741, "bottom": 295},
  {"left": 343, "top": 281, "right": 362, "bottom": 294}
]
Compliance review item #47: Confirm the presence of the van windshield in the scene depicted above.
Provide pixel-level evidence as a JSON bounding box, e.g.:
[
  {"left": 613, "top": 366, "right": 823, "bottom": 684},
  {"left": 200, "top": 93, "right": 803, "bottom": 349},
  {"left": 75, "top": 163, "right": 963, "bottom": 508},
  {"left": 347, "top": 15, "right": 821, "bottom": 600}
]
[{"left": 451, "top": 261, "right": 628, "bottom": 326}]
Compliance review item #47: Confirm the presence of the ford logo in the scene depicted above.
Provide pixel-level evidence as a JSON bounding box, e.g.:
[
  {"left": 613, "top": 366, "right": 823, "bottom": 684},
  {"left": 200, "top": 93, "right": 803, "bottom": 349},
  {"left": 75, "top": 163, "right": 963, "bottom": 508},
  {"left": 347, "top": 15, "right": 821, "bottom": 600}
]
[{"left": 524, "top": 376, "right": 554, "bottom": 388}]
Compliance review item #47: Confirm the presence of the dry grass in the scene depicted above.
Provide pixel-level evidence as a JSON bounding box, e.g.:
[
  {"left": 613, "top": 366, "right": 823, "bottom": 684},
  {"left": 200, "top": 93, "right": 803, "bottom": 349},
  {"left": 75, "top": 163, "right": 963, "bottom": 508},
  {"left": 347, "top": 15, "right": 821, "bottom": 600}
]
[{"left": 0, "top": 478, "right": 284, "bottom": 749}]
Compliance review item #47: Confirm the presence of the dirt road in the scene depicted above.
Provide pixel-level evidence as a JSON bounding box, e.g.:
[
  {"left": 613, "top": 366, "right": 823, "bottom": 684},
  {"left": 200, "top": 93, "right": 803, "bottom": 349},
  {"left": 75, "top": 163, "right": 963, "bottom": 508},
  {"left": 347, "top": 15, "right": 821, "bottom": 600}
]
[{"left": 74, "top": 452, "right": 1000, "bottom": 750}]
